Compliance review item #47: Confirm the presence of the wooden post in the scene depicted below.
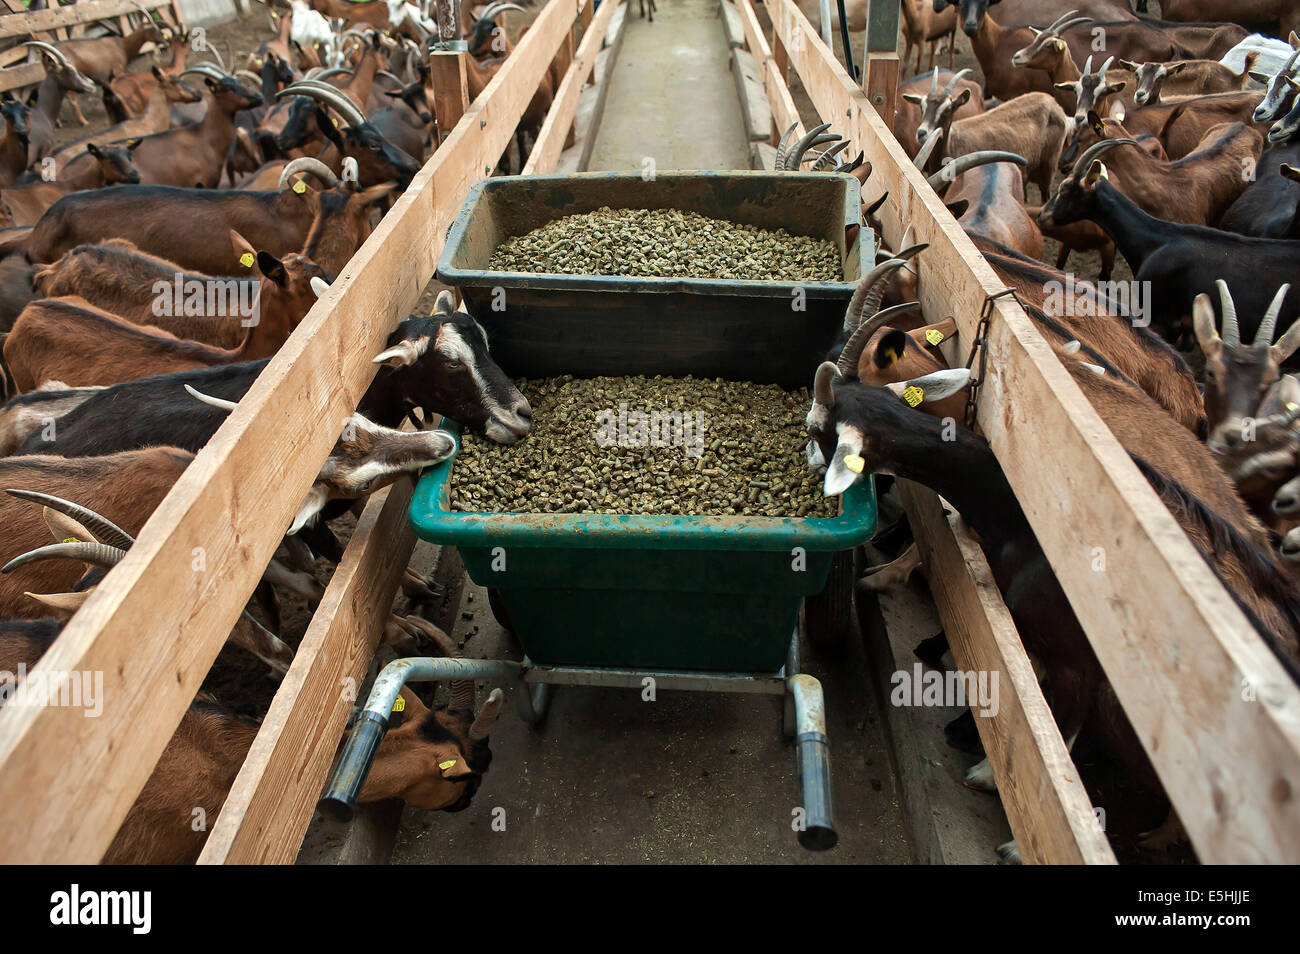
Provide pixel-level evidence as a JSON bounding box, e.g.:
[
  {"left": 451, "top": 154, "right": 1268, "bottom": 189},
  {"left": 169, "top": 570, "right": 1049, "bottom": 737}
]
[
  {"left": 580, "top": 0, "right": 593, "bottom": 30},
  {"left": 863, "top": 0, "right": 899, "bottom": 123},
  {"left": 554, "top": 29, "right": 576, "bottom": 147},
  {"left": 428, "top": 50, "right": 471, "bottom": 146}
]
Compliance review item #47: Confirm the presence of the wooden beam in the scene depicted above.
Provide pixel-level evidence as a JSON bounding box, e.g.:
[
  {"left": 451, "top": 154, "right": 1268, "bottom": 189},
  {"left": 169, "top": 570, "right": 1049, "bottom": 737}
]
[
  {"left": 428, "top": 50, "right": 470, "bottom": 148},
  {"left": 899, "top": 482, "right": 1116, "bottom": 865},
  {"left": 197, "top": 481, "right": 416, "bottom": 864},
  {"left": 0, "top": 0, "right": 173, "bottom": 40},
  {"left": 762, "top": 0, "right": 1300, "bottom": 863},
  {"left": 0, "top": 0, "right": 588, "bottom": 865},
  {"left": 522, "top": 0, "right": 620, "bottom": 175}
]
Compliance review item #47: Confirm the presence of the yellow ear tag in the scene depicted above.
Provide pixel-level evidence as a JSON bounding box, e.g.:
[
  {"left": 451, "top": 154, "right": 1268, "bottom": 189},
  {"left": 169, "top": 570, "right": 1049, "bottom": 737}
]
[
  {"left": 292, "top": 180, "right": 307, "bottom": 194},
  {"left": 1289, "top": 403, "right": 1299, "bottom": 413},
  {"left": 61, "top": 537, "right": 79, "bottom": 544},
  {"left": 844, "top": 454, "right": 865, "bottom": 474},
  {"left": 925, "top": 329, "right": 944, "bottom": 346},
  {"left": 239, "top": 252, "right": 255, "bottom": 268},
  {"left": 902, "top": 386, "right": 924, "bottom": 407},
  {"left": 438, "top": 759, "right": 458, "bottom": 771},
  {"left": 391, "top": 696, "right": 405, "bottom": 713}
]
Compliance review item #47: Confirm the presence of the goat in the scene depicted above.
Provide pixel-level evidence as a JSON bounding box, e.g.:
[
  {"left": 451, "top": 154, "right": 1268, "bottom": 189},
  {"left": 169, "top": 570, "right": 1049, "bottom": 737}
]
[
  {"left": 18, "top": 43, "right": 97, "bottom": 165},
  {"left": 0, "top": 143, "right": 140, "bottom": 228},
  {"left": 46, "top": 69, "right": 203, "bottom": 177},
  {"left": 52, "top": 18, "right": 168, "bottom": 126},
  {"left": 0, "top": 616, "right": 503, "bottom": 863},
  {"left": 1062, "top": 113, "right": 1262, "bottom": 227},
  {"left": 0, "top": 381, "right": 103, "bottom": 456},
  {"left": 895, "top": 69, "right": 984, "bottom": 159},
  {"left": 1123, "top": 54, "right": 1259, "bottom": 108},
  {"left": 915, "top": 90, "right": 1067, "bottom": 199},
  {"left": 0, "top": 98, "right": 30, "bottom": 188},
  {"left": 1253, "top": 45, "right": 1300, "bottom": 126},
  {"left": 12, "top": 157, "right": 391, "bottom": 274},
  {"left": 123, "top": 67, "right": 263, "bottom": 188},
  {"left": 288, "top": 0, "right": 341, "bottom": 66},
  {"left": 108, "top": 34, "right": 191, "bottom": 117},
  {"left": 7, "top": 234, "right": 326, "bottom": 391},
  {"left": 1039, "top": 141, "right": 1300, "bottom": 347},
  {"left": 1220, "top": 142, "right": 1300, "bottom": 237},
  {"left": 1193, "top": 281, "right": 1300, "bottom": 456},
  {"left": 1268, "top": 83, "right": 1300, "bottom": 145},
  {"left": 1159, "top": 0, "right": 1300, "bottom": 36},
  {"left": 15, "top": 303, "right": 532, "bottom": 458},
  {"left": 1023, "top": 202, "right": 1117, "bottom": 281},
  {"left": 274, "top": 80, "right": 422, "bottom": 188},
  {"left": 945, "top": 159, "right": 1044, "bottom": 258},
  {"left": 902, "top": 0, "right": 957, "bottom": 75}
]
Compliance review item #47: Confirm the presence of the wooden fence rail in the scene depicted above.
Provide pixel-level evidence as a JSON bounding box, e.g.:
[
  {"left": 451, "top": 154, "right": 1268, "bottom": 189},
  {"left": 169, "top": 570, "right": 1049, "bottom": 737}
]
[
  {"left": 755, "top": 0, "right": 1300, "bottom": 863},
  {"left": 0, "top": 0, "right": 595, "bottom": 864}
]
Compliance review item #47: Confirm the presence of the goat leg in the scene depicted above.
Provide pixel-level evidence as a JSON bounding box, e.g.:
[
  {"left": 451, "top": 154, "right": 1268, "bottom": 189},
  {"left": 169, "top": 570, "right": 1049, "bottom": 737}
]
[
  {"left": 263, "top": 556, "right": 325, "bottom": 606},
  {"left": 401, "top": 565, "right": 442, "bottom": 604}
]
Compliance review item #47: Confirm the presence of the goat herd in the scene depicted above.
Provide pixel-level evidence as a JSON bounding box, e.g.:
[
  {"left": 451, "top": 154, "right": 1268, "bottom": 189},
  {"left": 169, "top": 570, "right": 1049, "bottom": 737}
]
[{"left": 0, "top": 0, "right": 1296, "bottom": 865}]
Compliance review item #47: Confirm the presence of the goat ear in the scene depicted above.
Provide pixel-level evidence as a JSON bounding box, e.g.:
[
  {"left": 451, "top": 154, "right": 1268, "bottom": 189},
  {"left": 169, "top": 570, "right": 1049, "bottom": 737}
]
[
  {"left": 1104, "top": 80, "right": 1127, "bottom": 94},
  {"left": 1082, "top": 160, "right": 1108, "bottom": 189},
  {"left": 1270, "top": 310, "right": 1300, "bottom": 367},
  {"left": 1053, "top": 81, "right": 1075, "bottom": 92},
  {"left": 257, "top": 251, "right": 288, "bottom": 285},
  {"left": 873, "top": 329, "right": 910, "bottom": 369},
  {"left": 944, "top": 198, "right": 970, "bottom": 218},
  {"left": 1248, "top": 70, "right": 1270, "bottom": 85},
  {"left": 124, "top": 137, "right": 142, "bottom": 150},
  {"left": 886, "top": 368, "right": 971, "bottom": 404},
  {"left": 1164, "top": 63, "right": 1185, "bottom": 77},
  {"left": 1118, "top": 59, "right": 1139, "bottom": 72},
  {"left": 203, "top": 76, "right": 219, "bottom": 91},
  {"left": 1088, "top": 110, "right": 1105, "bottom": 135},
  {"left": 229, "top": 229, "right": 257, "bottom": 266},
  {"left": 824, "top": 429, "right": 867, "bottom": 497},
  {"left": 1290, "top": 30, "right": 1299, "bottom": 50},
  {"left": 24, "top": 590, "right": 90, "bottom": 621},
  {"left": 288, "top": 484, "right": 330, "bottom": 535},
  {"left": 902, "top": 93, "right": 925, "bottom": 105},
  {"left": 1192, "top": 293, "right": 1222, "bottom": 357},
  {"left": 359, "top": 182, "right": 398, "bottom": 207},
  {"left": 86, "top": 142, "right": 101, "bottom": 157},
  {"left": 151, "top": 65, "right": 164, "bottom": 80},
  {"left": 372, "top": 337, "right": 427, "bottom": 367},
  {"left": 316, "top": 107, "right": 345, "bottom": 149},
  {"left": 953, "top": 87, "right": 972, "bottom": 107}
]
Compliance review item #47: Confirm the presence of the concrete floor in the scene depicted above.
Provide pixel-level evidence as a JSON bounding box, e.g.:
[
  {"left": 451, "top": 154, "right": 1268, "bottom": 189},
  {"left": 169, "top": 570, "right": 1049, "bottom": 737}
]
[
  {"left": 587, "top": 0, "right": 753, "bottom": 171},
  {"left": 391, "top": 581, "right": 911, "bottom": 864}
]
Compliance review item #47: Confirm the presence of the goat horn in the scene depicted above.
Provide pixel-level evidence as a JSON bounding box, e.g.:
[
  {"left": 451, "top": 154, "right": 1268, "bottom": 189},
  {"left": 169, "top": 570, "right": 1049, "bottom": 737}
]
[
  {"left": 914, "top": 127, "right": 944, "bottom": 172},
  {"left": 1043, "top": 8, "right": 1082, "bottom": 33},
  {"left": 376, "top": 70, "right": 404, "bottom": 84},
  {"left": 835, "top": 150, "right": 866, "bottom": 174},
  {"left": 4, "top": 489, "right": 135, "bottom": 549},
  {"left": 180, "top": 63, "right": 227, "bottom": 81},
  {"left": 1098, "top": 55, "right": 1114, "bottom": 83},
  {"left": 20, "top": 41, "right": 71, "bottom": 68},
  {"left": 941, "top": 68, "right": 972, "bottom": 98},
  {"left": 313, "top": 67, "right": 354, "bottom": 81},
  {"left": 774, "top": 121, "right": 799, "bottom": 170},
  {"left": 843, "top": 254, "right": 916, "bottom": 332},
  {"left": 786, "top": 122, "right": 834, "bottom": 170},
  {"left": 1215, "top": 279, "right": 1240, "bottom": 347},
  {"left": 184, "top": 383, "right": 239, "bottom": 412},
  {"left": 927, "top": 151, "right": 1027, "bottom": 191},
  {"left": 277, "top": 156, "right": 340, "bottom": 189},
  {"left": 1, "top": 541, "right": 127, "bottom": 575},
  {"left": 814, "top": 361, "right": 839, "bottom": 408},
  {"left": 468, "top": 688, "right": 505, "bottom": 740},
  {"left": 206, "top": 43, "right": 226, "bottom": 72},
  {"left": 481, "top": 2, "right": 526, "bottom": 19},
  {"left": 234, "top": 69, "right": 262, "bottom": 87},
  {"left": 1054, "top": 16, "right": 1091, "bottom": 34},
  {"left": 930, "top": 70, "right": 939, "bottom": 95},
  {"left": 811, "top": 140, "right": 851, "bottom": 170},
  {"left": 838, "top": 302, "right": 925, "bottom": 377},
  {"left": 1257, "top": 283, "right": 1290, "bottom": 347},
  {"left": 1082, "top": 54, "right": 1094, "bottom": 77},
  {"left": 794, "top": 134, "right": 841, "bottom": 167},
  {"left": 1070, "top": 136, "right": 1138, "bottom": 177},
  {"left": 279, "top": 81, "right": 366, "bottom": 128}
]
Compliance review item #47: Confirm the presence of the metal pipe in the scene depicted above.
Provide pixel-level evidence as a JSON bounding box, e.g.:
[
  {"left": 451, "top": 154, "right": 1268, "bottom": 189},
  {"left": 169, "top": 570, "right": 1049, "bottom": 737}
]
[
  {"left": 319, "top": 656, "right": 521, "bottom": 821},
  {"left": 836, "top": 0, "right": 858, "bottom": 81},
  {"left": 790, "top": 673, "right": 836, "bottom": 850},
  {"left": 819, "top": 0, "right": 833, "bottom": 48}
]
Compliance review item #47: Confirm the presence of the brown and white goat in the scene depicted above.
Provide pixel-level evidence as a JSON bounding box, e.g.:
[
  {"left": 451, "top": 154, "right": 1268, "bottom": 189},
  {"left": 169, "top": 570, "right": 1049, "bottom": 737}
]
[
  {"left": 895, "top": 69, "right": 984, "bottom": 159},
  {"left": 1123, "top": 54, "right": 1259, "bottom": 108}
]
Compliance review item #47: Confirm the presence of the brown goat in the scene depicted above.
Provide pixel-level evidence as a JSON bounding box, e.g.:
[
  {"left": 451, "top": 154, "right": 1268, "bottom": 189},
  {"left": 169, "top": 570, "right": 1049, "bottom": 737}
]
[
  {"left": 895, "top": 69, "right": 984, "bottom": 160},
  {"left": 126, "top": 74, "right": 262, "bottom": 188},
  {"left": 109, "top": 38, "right": 191, "bottom": 116},
  {"left": 946, "top": 161, "right": 1044, "bottom": 259},
  {"left": 901, "top": 0, "right": 958, "bottom": 76},
  {"left": 0, "top": 143, "right": 140, "bottom": 228},
  {"left": 1122, "top": 53, "right": 1259, "bottom": 108},
  {"left": 32, "top": 233, "right": 329, "bottom": 349},
  {"left": 54, "top": 20, "right": 168, "bottom": 125}
]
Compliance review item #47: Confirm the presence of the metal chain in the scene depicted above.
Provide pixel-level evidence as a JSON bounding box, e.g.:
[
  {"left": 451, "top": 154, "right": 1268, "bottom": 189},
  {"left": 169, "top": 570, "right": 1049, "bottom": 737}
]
[{"left": 963, "top": 287, "right": 1020, "bottom": 430}]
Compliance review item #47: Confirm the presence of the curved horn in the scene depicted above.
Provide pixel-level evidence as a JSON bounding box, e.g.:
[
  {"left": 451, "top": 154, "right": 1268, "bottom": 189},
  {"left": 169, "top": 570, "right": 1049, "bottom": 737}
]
[
  {"left": 4, "top": 490, "right": 135, "bottom": 549},
  {"left": 927, "top": 150, "right": 1027, "bottom": 190},
  {"left": 234, "top": 69, "right": 262, "bottom": 87},
  {"left": 1, "top": 541, "right": 127, "bottom": 575},
  {"left": 1216, "top": 279, "right": 1239, "bottom": 348},
  {"left": 814, "top": 361, "right": 839, "bottom": 408},
  {"left": 811, "top": 140, "right": 851, "bottom": 170},
  {"left": 941, "top": 67, "right": 972, "bottom": 98},
  {"left": 835, "top": 150, "right": 866, "bottom": 174},
  {"left": 20, "top": 41, "right": 71, "bottom": 68},
  {"left": 843, "top": 255, "right": 913, "bottom": 332},
  {"left": 838, "top": 302, "right": 925, "bottom": 377},
  {"left": 184, "top": 383, "right": 240, "bottom": 411},
  {"left": 277, "top": 156, "right": 340, "bottom": 189},
  {"left": 1053, "top": 16, "right": 1091, "bottom": 34},
  {"left": 279, "top": 81, "right": 366, "bottom": 128},
  {"left": 785, "top": 122, "right": 834, "bottom": 170},
  {"left": 1043, "top": 8, "right": 1082, "bottom": 33},
  {"left": 914, "top": 126, "right": 944, "bottom": 172},
  {"left": 313, "top": 67, "right": 354, "bottom": 81},
  {"left": 468, "top": 688, "right": 505, "bottom": 740},
  {"left": 930, "top": 69, "right": 939, "bottom": 95},
  {"left": 205, "top": 42, "right": 226, "bottom": 72},
  {"left": 1081, "top": 54, "right": 1094, "bottom": 78},
  {"left": 376, "top": 70, "right": 404, "bottom": 85},
  {"left": 1098, "top": 55, "right": 1114, "bottom": 83},
  {"left": 180, "top": 63, "right": 227, "bottom": 81},
  {"left": 774, "top": 121, "right": 799, "bottom": 170},
  {"left": 1256, "top": 283, "right": 1290, "bottom": 347},
  {"left": 1070, "top": 136, "right": 1138, "bottom": 177},
  {"left": 794, "top": 134, "right": 841, "bottom": 168},
  {"left": 481, "top": 1, "right": 527, "bottom": 19}
]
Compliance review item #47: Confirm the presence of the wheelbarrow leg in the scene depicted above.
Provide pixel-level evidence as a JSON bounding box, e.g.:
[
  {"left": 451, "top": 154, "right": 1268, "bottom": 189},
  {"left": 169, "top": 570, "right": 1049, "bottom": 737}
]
[
  {"left": 790, "top": 673, "right": 837, "bottom": 851},
  {"left": 514, "top": 679, "right": 552, "bottom": 726}
]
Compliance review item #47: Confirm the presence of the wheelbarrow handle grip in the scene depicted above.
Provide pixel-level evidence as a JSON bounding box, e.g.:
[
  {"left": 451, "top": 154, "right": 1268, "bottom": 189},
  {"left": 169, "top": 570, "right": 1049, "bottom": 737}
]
[{"left": 318, "top": 711, "right": 388, "bottom": 823}]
